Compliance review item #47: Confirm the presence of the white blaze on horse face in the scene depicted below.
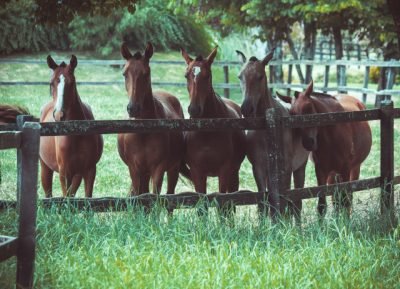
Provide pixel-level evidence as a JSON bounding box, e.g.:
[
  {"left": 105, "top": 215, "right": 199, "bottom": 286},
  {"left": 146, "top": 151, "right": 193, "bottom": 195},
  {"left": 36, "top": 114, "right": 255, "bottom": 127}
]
[
  {"left": 55, "top": 74, "right": 65, "bottom": 113},
  {"left": 193, "top": 66, "right": 201, "bottom": 82}
]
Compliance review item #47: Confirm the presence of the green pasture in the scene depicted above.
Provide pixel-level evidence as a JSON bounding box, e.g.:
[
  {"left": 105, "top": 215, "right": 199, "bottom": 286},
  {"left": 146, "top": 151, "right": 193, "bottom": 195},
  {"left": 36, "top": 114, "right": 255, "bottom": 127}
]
[{"left": 0, "top": 51, "right": 400, "bottom": 288}]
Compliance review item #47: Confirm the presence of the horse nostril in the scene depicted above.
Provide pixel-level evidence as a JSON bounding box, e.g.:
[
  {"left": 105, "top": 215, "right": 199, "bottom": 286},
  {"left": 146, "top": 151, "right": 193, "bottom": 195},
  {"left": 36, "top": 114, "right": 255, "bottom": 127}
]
[
  {"left": 127, "top": 103, "right": 140, "bottom": 117},
  {"left": 302, "top": 137, "right": 316, "bottom": 151},
  {"left": 188, "top": 104, "right": 201, "bottom": 117}
]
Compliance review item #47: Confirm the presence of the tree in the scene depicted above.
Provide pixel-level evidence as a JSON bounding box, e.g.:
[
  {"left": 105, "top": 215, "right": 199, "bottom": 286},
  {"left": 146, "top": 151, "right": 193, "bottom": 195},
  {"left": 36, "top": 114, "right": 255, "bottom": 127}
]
[{"left": 3, "top": 0, "right": 138, "bottom": 25}]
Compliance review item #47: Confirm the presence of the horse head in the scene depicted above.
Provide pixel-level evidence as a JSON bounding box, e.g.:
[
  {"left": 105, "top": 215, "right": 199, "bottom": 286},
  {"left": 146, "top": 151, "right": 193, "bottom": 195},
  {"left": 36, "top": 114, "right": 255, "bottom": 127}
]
[
  {"left": 280, "top": 80, "right": 318, "bottom": 151},
  {"left": 47, "top": 55, "right": 78, "bottom": 121},
  {"left": 181, "top": 46, "right": 217, "bottom": 118},
  {"left": 236, "top": 48, "right": 274, "bottom": 117},
  {"left": 121, "top": 42, "right": 153, "bottom": 118}
]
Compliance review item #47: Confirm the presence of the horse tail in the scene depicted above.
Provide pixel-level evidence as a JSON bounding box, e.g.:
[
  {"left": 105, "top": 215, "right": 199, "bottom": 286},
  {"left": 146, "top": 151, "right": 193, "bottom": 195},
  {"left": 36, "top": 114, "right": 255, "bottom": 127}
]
[
  {"left": 179, "top": 161, "right": 192, "bottom": 182},
  {"left": 0, "top": 104, "right": 30, "bottom": 123}
]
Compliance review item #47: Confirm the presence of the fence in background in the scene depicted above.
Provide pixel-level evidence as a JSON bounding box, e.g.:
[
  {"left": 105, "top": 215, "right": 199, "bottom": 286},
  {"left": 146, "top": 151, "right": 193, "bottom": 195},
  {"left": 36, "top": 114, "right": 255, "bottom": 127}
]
[
  {"left": 0, "top": 59, "right": 399, "bottom": 102},
  {"left": 0, "top": 103, "right": 399, "bottom": 224}
]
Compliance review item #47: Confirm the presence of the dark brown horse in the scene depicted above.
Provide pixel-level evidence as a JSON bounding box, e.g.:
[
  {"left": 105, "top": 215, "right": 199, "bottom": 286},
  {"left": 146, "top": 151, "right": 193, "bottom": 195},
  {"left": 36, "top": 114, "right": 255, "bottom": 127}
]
[
  {"left": 236, "top": 50, "right": 309, "bottom": 220},
  {"left": 118, "top": 42, "right": 186, "bottom": 195},
  {"left": 0, "top": 104, "right": 30, "bottom": 124},
  {"left": 278, "top": 81, "right": 372, "bottom": 216},
  {"left": 181, "top": 47, "right": 246, "bottom": 197},
  {"left": 40, "top": 55, "right": 103, "bottom": 197}
]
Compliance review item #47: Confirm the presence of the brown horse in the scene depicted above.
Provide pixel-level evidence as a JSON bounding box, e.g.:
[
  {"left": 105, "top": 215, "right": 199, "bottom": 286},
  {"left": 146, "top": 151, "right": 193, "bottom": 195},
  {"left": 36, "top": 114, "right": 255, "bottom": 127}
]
[
  {"left": 236, "top": 50, "right": 309, "bottom": 220},
  {"left": 278, "top": 81, "right": 372, "bottom": 216},
  {"left": 0, "top": 104, "right": 30, "bottom": 124},
  {"left": 118, "top": 42, "right": 186, "bottom": 196},
  {"left": 181, "top": 47, "right": 246, "bottom": 197},
  {"left": 40, "top": 55, "right": 103, "bottom": 197}
]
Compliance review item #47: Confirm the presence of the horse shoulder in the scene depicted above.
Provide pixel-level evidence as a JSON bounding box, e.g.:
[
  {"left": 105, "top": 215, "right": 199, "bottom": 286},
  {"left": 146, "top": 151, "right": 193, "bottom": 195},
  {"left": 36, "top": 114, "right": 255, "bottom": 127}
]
[{"left": 222, "top": 98, "right": 241, "bottom": 118}]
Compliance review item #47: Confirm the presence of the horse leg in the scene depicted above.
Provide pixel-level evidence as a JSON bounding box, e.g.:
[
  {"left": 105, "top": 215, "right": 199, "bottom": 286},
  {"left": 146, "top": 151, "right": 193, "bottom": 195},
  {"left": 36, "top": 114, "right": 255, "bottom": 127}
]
[
  {"left": 152, "top": 167, "right": 165, "bottom": 195},
  {"left": 166, "top": 165, "right": 180, "bottom": 215},
  {"left": 292, "top": 161, "right": 307, "bottom": 225},
  {"left": 252, "top": 164, "right": 268, "bottom": 216},
  {"left": 191, "top": 169, "right": 207, "bottom": 216},
  {"left": 332, "top": 170, "right": 352, "bottom": 216},
  {"left": 66, "top": 175, "right": 83, "bottom": 197},
  {"left": 218, "top": 169, "right": 239, "bottom": 220},
  {"left": 83, "top": 167, "right": 96, "bottom": 198},
  {"left": 40, "top": 159, "right": 54, "bottom": 198},
  {"left": 128, "top": 167, "right": 140, "bottom": 196},
  {"left": 316, "top": 167, "right": 328, "bottom": 219}
]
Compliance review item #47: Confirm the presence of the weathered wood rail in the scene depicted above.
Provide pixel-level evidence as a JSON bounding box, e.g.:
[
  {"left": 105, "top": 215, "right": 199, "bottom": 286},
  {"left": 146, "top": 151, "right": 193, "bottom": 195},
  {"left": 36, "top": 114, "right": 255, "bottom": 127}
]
[
  {"left": 0, "top": 123, "right": 40, "bottom": 289},
  {"left": 0, "top": 104, "right": 399, "bottom": 221},
  {"left": 1, "top": 59, "right": 399, "bottom": 100}
]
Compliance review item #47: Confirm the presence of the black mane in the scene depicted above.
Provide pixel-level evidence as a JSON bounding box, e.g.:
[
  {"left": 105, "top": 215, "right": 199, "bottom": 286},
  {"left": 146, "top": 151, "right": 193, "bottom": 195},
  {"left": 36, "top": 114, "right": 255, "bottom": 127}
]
[
  {"left": 133, "top": 52, "right": 142, "bottom": 60},
  {"left": 249, "top": 56, "right": 258, "bottom": 62},
  {"left": 195, "top": 55, "right": 204, "bottom": 61},
  {"left": 311, "top": 91, "right": 335, "bottom": 98}
]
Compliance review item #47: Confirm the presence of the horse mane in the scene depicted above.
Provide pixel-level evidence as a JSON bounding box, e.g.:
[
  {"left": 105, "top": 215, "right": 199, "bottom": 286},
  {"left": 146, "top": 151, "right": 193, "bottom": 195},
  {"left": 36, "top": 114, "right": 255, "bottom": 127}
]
[
  {"left": 60, "top": 61, "right": 67, "bottom": 67},
  {"left": 311, "top": 91, "right": 336, "bottom": 99},
  {"left": 0, "top": 104, "right": 30, "bottom": 123},
  {"left": 195, "top": 55, "right": 203, "bottom": 61},
  {"left": 249, "top": 56, "right": 258, "bottom": 62}
]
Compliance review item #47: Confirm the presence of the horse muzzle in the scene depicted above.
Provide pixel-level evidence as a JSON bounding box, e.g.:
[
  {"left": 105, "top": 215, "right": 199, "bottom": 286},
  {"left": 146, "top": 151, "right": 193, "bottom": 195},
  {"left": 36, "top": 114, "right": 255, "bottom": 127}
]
[
  {"left": 127, "top": 103, "right": 141, "bottom": 118},
  {"left": 302, "top": 136, "right": 317, "bottom": 151},
  {"left": 53, "top": 109, "right": 65, "bottom": 121},
  {"left": 188, "top": 104, "right": 202, "bottom": 118}
]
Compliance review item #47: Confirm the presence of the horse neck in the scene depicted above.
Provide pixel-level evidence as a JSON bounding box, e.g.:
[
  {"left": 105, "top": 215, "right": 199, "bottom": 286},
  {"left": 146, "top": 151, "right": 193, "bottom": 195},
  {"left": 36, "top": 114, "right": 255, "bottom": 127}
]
[
  {"left": 255, "top": 86, "right": 275, "bottom": 116},
  {"left": 202, "top": 88, "right": 228, "bottom": 118},
  {"left": 311, "top": 96, "right": 344, "bottom": 114},
  {"left": 63, "top": 85, "right": 86, "bottom": 120},
  {"left": 139, "top": 83, "right": 158, "bottom": 119}
]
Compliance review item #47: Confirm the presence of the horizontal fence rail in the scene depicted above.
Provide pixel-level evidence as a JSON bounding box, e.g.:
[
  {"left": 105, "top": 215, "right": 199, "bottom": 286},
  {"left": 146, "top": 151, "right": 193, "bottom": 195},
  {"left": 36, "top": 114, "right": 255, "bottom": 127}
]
[{"left": 0, "top": 108, "right": 399, "bottom": 134}]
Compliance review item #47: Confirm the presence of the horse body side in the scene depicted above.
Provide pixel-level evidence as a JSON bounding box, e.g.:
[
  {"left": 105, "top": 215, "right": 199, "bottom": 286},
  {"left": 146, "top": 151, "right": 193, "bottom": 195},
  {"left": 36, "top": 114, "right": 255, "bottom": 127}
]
[
  {"left": 40, "top": 55, "right": 103, "bottom": 198},
  {"left": 289, "top": 83, "right": 372, "bottom": 216}
]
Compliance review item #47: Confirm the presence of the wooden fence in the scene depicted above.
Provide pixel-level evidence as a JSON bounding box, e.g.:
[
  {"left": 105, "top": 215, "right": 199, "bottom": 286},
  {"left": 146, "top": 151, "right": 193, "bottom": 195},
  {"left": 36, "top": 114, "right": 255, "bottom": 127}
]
[
  {"left": 0, "top": 122, "right": 40, "bottom": 289},
  {"left": 0, "top": 59, "right": 399, "bottom": 101},
  {"left": 0, "top": 102, "right": 399, "bottom": 222}
]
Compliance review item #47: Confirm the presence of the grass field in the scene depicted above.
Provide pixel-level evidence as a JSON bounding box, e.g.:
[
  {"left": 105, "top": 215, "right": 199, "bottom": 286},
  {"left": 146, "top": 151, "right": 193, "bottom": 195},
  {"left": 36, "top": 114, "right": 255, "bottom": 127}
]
[{"left": 0, "top": 51, "right": 400, "bottom": 288}]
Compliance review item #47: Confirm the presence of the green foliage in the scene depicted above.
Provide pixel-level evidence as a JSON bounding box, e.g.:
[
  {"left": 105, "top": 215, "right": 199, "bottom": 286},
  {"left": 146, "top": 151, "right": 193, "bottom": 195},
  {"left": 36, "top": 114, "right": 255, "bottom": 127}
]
[
  {"left": 68, "top": 0, "right": 213, "bottom": 57},
  {"left": 0, "top": 0, "right": 69, "bottom": 55}
]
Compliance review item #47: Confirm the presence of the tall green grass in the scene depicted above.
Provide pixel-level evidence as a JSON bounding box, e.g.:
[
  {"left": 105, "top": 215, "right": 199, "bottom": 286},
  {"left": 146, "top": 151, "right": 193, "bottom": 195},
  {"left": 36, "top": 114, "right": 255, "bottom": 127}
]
[{"left": 0, "top": 51, "right": 400, "bottom": 288}]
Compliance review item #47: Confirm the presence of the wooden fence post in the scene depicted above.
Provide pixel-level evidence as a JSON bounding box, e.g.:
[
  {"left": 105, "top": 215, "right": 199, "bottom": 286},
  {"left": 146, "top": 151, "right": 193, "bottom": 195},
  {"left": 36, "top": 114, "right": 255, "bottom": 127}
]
[
  {"left": 287, "top": 64, "right": 293, "bottom": 96},
  {"left": 379, "top": 100, "right": 395, "bottom": 225},
  {"left": 362, "top": 66, "right": 370, "bottom": 103},
  {"left": 16, "top": 122, "right": 40, "bottom": 289},
  {"left": 223, "top": 65, "right": 229, "bottom": 99},
  {"left": 337, "top": 65, "right": 347, "bottom": 93},
  {"left": 265, "top": 108, "right": 285, "bottom": 220},
  {"left": 323, "top": 65, "right": 330, "bottom": 93},
  {"left": 16, "top": 115, "right": 34, "bottom": 202}
]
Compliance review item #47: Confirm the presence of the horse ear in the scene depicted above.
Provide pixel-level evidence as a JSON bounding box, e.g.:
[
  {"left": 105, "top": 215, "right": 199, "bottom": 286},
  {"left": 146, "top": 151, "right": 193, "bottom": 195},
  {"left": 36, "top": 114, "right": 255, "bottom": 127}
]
[
  {"left": 304, "top": 79, "right": 313, "bottom": 97},
  {"left": 144, "top": 42, "right": 153, "bottom": 61},
  {"left": 121, "top": 42, "right": 133, "bottom": 60},
  {"left": 236, "top": 50, "right": 246, "bottom": 64},
  {"left": 47, "top": 55, "right": 58, "bottom": 70},
  {"left": 261, "top": 47, "right": 275, "bottom": 66},
  {"left": 276, "top": 91, "right": 292, "bottom": 104},
  {"left": 70, "top": 55, "right": 77, "bottom": 71},
  {"left": 206, "top": 46, "right": 218, "bottom": 65},
  {"left": 181, "top": 47, "right": 193, "bottom": 65}
]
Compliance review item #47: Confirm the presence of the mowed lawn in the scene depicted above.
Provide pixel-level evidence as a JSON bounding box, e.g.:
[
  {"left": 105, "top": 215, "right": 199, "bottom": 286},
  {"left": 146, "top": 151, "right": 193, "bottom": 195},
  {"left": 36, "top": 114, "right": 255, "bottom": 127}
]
[{"left": 0, "top": 51, "right": 399, "bottom": 288}]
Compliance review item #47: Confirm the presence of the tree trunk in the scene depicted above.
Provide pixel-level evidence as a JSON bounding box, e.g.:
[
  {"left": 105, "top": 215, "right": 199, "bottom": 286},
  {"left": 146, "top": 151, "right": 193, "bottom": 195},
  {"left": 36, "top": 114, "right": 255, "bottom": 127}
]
[
  {"left": 304, "top": 21, "right": 316, "bottom": 83},
  {"left": 332, "top": 25, "right": 347, "bottom": 91},
  {"left": 387, "top": 0, "right": 400, "bottom": 53},
  {"left": 286, "top": 34, "right": 305, "bottom": 83}
]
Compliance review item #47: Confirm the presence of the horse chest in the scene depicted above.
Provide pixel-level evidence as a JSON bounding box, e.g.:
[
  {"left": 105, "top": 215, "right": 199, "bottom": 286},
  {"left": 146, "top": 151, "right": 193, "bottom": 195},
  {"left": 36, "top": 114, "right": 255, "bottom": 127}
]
[
  {"left": 186, "top": 132, "right": 234, "bottom": 170},
  {"left": 122, "top": 133, "right": 169, "bottom": 168}
]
